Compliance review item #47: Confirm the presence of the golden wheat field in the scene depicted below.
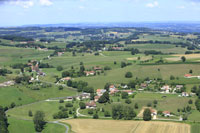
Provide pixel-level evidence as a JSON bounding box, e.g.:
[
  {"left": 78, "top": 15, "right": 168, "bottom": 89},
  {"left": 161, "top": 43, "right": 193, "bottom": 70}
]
[
  {"left": 63, "top": 119, "right": 190, "bottom": 133},
  {"left": 166, "top": 54, "right": 200, "bottom": 61}
]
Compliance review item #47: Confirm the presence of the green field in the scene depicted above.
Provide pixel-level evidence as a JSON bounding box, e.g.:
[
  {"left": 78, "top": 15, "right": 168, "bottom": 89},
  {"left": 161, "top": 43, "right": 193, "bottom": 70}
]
[
  {"left": 8, "top": 117, "right": 66, "bottom": 133},
  {"left": 0, "top": 86, "right": 35, "bottom": 107},
  {"left": 0, "top": 46, "right": 53, "bottom": 66},
  {"left": 7, "top": 100, "right": 79, "bottom": 121}
]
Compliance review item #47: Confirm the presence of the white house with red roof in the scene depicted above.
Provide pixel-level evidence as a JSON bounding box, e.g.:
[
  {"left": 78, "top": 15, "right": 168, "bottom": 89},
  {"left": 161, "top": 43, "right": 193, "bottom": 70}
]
[
  {"left": 96, "top": 89, "right": 106, "bottom": 96},
  {"left": 163, "top": 111, "right": 171, "bottom": 117}
]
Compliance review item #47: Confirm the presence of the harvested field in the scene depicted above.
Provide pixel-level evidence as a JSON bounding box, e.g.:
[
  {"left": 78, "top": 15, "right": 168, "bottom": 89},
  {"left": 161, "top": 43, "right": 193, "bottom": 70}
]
[
  {"left": 63, "top": 119, "right": 190, "bottom": 133},
  {"left": 127, "top": 56, "right": 152, "bottom": 61},
  {"left": 166, "top": 54, "right": 200, "bottom": 61}
]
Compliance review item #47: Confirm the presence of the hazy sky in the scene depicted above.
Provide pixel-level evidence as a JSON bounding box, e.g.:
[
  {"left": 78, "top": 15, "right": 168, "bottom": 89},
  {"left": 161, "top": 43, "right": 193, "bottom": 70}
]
[{"left": 0, "top": 0, "right": 200, "bottom": 26}]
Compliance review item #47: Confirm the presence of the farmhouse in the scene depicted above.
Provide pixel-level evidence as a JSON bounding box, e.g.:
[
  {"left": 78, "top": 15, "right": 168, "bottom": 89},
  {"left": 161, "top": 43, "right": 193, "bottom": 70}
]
[
  {"left": 38, "top": 71, "right": 46, "bottom": 76},
  {"left": 161, "top": 85, "right": 171, "bottom": 93},
  {"left": 110, "top": 88, "right": 119, "bottom": 95},
  {"left": 61, "top": 77, "right": 71, "bottom": 81},
  {"left": 94, "top": 96, "right": 100, "bottom": 102},
  {"left": 96, "top": 89, "right": 106, "bottom": 96},
  {"left": 84, "top": 71, "right": 95, "bottom": 76},
  {"left": 175, "top": 85, "right": 183, "bottom": 90},
  {"left": 109, "top": 85, "right": 116, "bottom": 90},
  {"left": 31, "top": 63, "right": 39, "bottom": 72},
  {"left": 86, "top": 101, "right": 97, "bottom": 109},
  {"left": 76, "top": 93, "right": 90, "bottom": 100},
  {"left": 94, "top": 66, "right": 102, "bottom": 71},
  {"left": 58, "top": 52, "right": 64, "bottom": 56},
  {"left": 150, "top": 109, "right": 157, "bottom": 119},
  {"left": 163, "top": 111, "right": 171, "bottom": 117},
  {"left": 184, "top": 74, "right": 192, "bottom": 78},
  {"left": 140, "top": 83, "right": 148, "bottom": 88},
  {"left": 66, "top": 96, "right": 73, "bottom": 101}
]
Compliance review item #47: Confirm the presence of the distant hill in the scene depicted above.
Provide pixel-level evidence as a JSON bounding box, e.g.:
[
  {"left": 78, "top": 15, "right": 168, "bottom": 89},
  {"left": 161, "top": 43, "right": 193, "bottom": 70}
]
[{"left": 21, "top": 22, "right": 200, "bottom": 33}]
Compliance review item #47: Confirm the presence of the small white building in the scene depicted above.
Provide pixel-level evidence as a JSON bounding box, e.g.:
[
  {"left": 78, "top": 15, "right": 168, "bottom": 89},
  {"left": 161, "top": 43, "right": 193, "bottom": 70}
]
[{"left": 182, "top": 92, "right": 189, "bottom": 97}]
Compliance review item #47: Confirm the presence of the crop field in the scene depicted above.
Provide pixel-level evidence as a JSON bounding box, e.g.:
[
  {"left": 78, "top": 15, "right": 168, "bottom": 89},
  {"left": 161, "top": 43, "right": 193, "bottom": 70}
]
[
  {"left": 63, "top": 119, "right": 190, "bottom": 133},
  {"left": 166, "top": 54, "right": 200, "bottom": 61}
]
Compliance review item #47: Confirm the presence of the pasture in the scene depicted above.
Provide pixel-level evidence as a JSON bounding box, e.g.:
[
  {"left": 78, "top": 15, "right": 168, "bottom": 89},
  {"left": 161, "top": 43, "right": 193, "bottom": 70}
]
[
  {"left": 63, "top": 119, "right": 190, "bottom": 133},
  {"left": 8, "top": 117, "right": 66, "bottom": 133},
  {"left": 0, "top": 46, "right": 53, "bottom": 66}
]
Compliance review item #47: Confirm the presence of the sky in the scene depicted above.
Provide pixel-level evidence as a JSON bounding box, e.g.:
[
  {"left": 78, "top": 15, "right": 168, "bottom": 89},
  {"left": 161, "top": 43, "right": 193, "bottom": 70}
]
[{"left": 0, "top": 0, "right": 200, "bottom": 27}]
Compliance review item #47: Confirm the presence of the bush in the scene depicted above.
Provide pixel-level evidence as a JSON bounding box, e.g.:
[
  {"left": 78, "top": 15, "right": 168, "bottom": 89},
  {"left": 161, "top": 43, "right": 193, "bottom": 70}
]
[
  {"left": 79, "top": 102, "right": 86, "bottom": 109},
  {"left": 188, "top": 99, "right": 193, "bottom": 104},
  {"left": 104, "top": 111, "right": 111, "bottom": 117},
  {"left": 88, "top": 109, "right": 93, "bottom": 114},
  {"left": 59, "top": 99, "right": 64, "bottom": 103},
  {"left": 121, "top": 92, "right": 128, "bottom": 99},
  {"left": 125, "top": 72, "right": 132, "bottom": 78},
  {"left": 104, "top": 66, "right": 111, "bottom": 70},
  {"left": 65, "top": 103, "right": 73, "bottom": 107},
  {"left": 147, "top": 103, "right": 152, "bottom": 107},
  {"left": 134, "top": 103, "right": 138, "bottom": 109},
  {"left": 57, "top": 66, "right": 63, "bottom": 71},
  {"left": 93, "top": 113, "right": 99, "bottom": 119}
]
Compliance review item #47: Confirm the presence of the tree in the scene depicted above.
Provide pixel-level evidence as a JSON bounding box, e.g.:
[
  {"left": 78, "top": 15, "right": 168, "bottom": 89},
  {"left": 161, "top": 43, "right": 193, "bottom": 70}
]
[
  {"left": 131, "top": 48, "right": 139, "bottom": 55},
  {"left": 188, "top": 99, "right": 193, "bottom": 104},
  {"left": 128, "top": 80, "right": 136, "bottom": 89},
  {"left": 0, "top": 106, "right": 9, "bottom": 133},
  {"left": 10, "top": 102, "right": 16, "bottom": 108},
  {"left": 104, "top": 111, "right": 111, "bottom": 117},
  {"left": 88, "top": 109, "right": 93, "bottom": 114},
  {"left": 112, "top": 104, "right": 136, "bottom": 120},
  {"left": 195, "top": 99, "right": 200, "bottom": 111},
  {"left": 189, "top": 69, "right": 193, "bottom": 74},
  {"left": 57, "top": 66, "right": 63, "bottom": 71},
  {"left": 121, "top": 62, "right": 126, "bottom": 68},
  {"left": 125, "top": 99, "right": 132, "bottom": 104},
  {"left": 93, "top": 113, "right": 99, "bottom": 119},
  {"left": 65, "top": 103, "right": 73, "bottom": 107},
  {"left": 79, "top": 102, "right": 86, "bottom": 109},
  {"left": 33, "top": 111, "right": 46, "bottom": 132},
  {"left": 29, "top": 110, "right": 33, "bottom": 117},
  {"left": 170, "top": 75, "right": 175, "bottom": 80},
  {"left": 121, "top": 92, "right": 128, "bottom": 99},
  {"left": 125, "top": 72, "right": 133, "bottom": 78},
  {"left": 67, "top": 80, "right": 72, "bottom": 87},
  {"left": 143, "top": 108, "right": 151, "bottom": 121},
  {"left": 134, "top": 103, "right": 139, "bottom": 109},
  {"left": 153, "top": 100, "right": 158, "bottom": 105},
  {"left": 181, "top": 56, "right": 186, "bottom": 62},
  {"left": 98, "top": 92, "right": 110, "bottom": 103},
  {"left": 59, "top": 99, "right": 64, "bottom": 103},
  {"left": 58, "top": 85, "right": 64, "bottom": 90}
]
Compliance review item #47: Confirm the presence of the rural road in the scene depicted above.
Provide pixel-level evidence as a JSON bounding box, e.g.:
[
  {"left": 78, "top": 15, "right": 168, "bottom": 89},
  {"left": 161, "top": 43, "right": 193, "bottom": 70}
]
[{"left": 51, "top": 121, "right": 69, "bottom": 133}]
